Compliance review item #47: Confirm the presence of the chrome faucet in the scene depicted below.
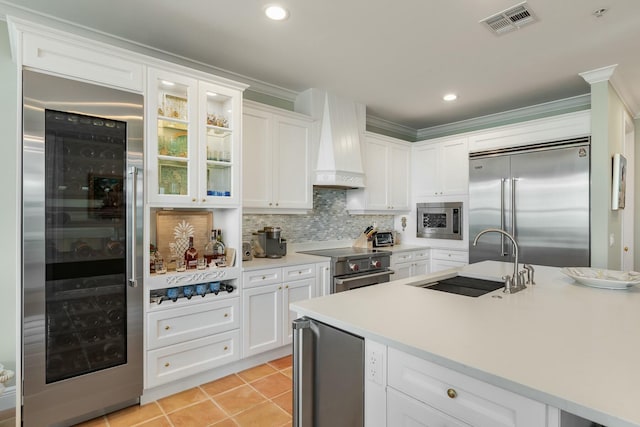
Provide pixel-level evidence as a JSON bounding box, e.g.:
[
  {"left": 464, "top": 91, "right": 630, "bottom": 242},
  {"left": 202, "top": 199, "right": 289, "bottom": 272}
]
[{"left": 472, "top": 228, "right": 526, "bottom": 294}]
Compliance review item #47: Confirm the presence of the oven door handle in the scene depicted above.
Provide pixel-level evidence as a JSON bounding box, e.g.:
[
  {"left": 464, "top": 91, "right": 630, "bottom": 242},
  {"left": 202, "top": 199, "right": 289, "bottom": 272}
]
[{"left": 335, "top": 270, "right": 394, "bottom": 285}]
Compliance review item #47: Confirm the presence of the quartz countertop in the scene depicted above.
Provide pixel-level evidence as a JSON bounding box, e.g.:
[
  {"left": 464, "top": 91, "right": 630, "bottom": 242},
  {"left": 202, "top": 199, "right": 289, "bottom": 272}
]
[
  {"left": 291, "top": 261, "right": 640, "bottom": 427},
  {"left": 241, "top": 252, "right": 330, "bottom": 271}
]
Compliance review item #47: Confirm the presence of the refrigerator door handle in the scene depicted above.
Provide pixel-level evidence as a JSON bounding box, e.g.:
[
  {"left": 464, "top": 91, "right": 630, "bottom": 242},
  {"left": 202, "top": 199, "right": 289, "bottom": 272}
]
[
  {"left": 500, "top": 178, "right": 507, "bottom": 256},
  {"left": 293, "top": 317, "right": 313, "bottom": 427},
  {"left": 128, "top": 166, "right": 138, "bottom": 288},
  {"left": 511, "top": 177, "right": 518, "bottom": 253}
]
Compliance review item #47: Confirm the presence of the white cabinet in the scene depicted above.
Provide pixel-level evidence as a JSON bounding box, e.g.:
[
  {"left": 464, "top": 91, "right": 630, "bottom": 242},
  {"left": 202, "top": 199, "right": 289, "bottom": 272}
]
[
  {"left": 347, "top": 133, "right": 411, "bottom": 213},
  {"left": 316, "top": 261, "right": 331, "bottom": 296},
  {"left": 431, "top": 249, "right": 468, "bottom": 273},
  {"left": 146, "top": 67, "right": 242, "bottom": 207},
  {"left": 390, "top": 249, "right": 430, "bottom": 281},
  {"left": 243, "top": 101, "right": 314, "bottom": 211},
  {"left": 388, "top": 347, "right": 547, "bottom": 427},
  {"left": 242, "top": 264, "right": 316, "bottom": 357},
  {"left": 413, "top": 137, "right": 468, "bottom": 198}
]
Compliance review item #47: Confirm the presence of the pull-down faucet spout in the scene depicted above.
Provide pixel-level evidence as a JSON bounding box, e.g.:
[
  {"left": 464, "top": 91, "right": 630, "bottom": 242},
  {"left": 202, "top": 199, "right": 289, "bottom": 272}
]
[{"left": 473, "top": 228, "right": 526, "bottom": 293}]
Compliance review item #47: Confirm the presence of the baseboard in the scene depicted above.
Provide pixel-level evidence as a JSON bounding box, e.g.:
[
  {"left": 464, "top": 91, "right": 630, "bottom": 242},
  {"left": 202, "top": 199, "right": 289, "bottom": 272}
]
[{"left": 0, "top": 386, "right": 16, "bottom": 412}]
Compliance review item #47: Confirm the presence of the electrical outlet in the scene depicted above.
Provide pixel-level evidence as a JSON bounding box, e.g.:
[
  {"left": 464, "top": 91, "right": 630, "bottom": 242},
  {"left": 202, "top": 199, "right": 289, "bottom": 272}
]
[{"left": 367, "top": 349, "right": 383, "bottom": 385}]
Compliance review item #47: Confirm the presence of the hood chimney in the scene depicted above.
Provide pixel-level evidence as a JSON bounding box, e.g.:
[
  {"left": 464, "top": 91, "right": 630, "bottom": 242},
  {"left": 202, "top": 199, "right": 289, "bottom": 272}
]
[{"left": 295, "top": 89, "right": 365, "bottom": 188}]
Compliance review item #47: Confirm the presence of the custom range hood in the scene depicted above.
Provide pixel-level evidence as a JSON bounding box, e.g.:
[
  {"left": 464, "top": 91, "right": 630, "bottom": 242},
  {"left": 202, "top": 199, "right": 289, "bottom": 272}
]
[{"left": 295, "top": 89, "right": 366, "bottom": 188}]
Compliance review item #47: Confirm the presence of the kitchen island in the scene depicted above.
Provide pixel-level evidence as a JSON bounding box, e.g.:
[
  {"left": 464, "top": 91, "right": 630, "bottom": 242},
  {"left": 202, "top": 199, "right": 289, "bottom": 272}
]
[{"left": 290, "top": 261, "right": 640, "bottom": 427}]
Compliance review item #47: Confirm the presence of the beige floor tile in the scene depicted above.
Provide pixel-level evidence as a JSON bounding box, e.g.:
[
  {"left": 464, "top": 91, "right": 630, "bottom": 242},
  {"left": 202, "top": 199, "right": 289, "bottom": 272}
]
[
  {"left": 232, "top": 401, "right": 290, "bottom": 427},
  {"left": 280, "top": 367, "right": 292, "bottom": 379},
  {"left": 168, "top": 400, "right": 227, "bottom": 426},
  {"left": 238, "top": 364, "right": 277, "bottom": 383},
  {"left": 215, "top": 384, "right": 267, "bottom": 416},
  {"left": 268, "top": 355, "right": 292, "bottom": 370},
  {"left": 201, "top": 374, "right": 245, "bottom": 397},
  {"left": 212, "top": 418, "right": 239, "bottom": 426},
  {"left": 107, "top": 402, "right": 163, "bottom": 427},
  {"left": 158, "top": 387, "right": 207, "bottom": 413},
  {"left": 271, "top": 390, "right": 293, "bottom": 415},
  {"left": 250, "top": 372, "right": 292, "bottom": 399},
  {"left": 136, "top": 416, "right": 172, "bottom": 427}
]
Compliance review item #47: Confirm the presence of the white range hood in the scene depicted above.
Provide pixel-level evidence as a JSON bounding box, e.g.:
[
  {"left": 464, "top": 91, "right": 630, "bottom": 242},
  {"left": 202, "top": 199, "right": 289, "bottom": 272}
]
[{"left": 295, "top": 89, "right": 366, "bottom": 188}]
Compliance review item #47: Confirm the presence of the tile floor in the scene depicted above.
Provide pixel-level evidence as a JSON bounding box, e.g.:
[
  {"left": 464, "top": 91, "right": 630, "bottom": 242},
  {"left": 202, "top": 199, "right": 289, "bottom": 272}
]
[{"left": 74, "top": 356, "right": 293, "bottom": 427}]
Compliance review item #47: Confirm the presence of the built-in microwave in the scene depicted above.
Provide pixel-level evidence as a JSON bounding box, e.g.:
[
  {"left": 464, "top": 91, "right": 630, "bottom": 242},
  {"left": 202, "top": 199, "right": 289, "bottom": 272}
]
[{"left": 416, "top": 202, "right": 463, "bottom": 240}]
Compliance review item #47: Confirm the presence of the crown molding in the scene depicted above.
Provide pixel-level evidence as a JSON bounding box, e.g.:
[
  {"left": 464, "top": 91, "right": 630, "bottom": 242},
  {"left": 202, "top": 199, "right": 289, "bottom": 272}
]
[
  {"left": 0, "top": 2, "right": 299, "bottom": 102},
  {"left": 415, "top": 94, "right": 591, "bottom": 141},
  {"left": 365, "top": 115, "right": 417, "bottom": 141},
  {"left": 579, "top": 64, "right": 618, "bottom": 85}
]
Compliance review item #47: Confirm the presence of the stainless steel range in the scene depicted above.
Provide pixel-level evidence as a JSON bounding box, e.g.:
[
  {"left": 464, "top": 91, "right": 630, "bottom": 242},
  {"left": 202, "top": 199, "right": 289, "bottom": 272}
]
[{"left": 300, "top": 247, "right": 393, "bottom": 293}]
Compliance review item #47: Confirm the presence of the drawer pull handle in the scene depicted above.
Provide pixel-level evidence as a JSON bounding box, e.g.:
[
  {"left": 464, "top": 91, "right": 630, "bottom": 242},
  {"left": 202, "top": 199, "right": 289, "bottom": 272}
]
[
  {"left": 164, "top": 362, "right": 170, "bottom": 368},
  {"left": 447, "top": 388, "right": 457, "bottom": 399},
  {"left": 224, "top": 313, "right": 228, "bottom": 317},
  {"left": 165, "top": 325, "right": 170, "bottom": 330}
]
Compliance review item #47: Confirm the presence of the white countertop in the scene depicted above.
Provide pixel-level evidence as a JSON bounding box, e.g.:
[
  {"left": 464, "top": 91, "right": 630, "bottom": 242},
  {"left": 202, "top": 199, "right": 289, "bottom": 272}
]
[
  {"left": 291, "top": 261, "right": 640, "bottom": 427},
  {"left": 242, "top": 252, "right": 329, "bottom": 271}
]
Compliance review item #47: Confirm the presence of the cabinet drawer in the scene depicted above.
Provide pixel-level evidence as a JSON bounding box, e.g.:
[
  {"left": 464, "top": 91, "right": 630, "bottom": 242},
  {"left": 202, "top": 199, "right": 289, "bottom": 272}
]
[
  {"left": 388, "top": 348, "right": 546, "bottom": 427},
  {"left": 412, "top": 249, "right": 430, "bottom": 261},
  {"left": 22, "top": 32, "right": 143, "bottom": 92},
  {"left": 243, "top": 268, "right": 282, "bottom": 288},
  {"left": 387, "top": 387, "right": 471, "bottom": 427},
  {"left": 147, "top": 298, "right": 239, "bottom": 350},
  {"left": 392, "top": 252, "right": 414, "bottom": 264},
  {"left": 282, "top": 263, "right": 315, "bottom": 281},
  {"left": 147, "top": 330, "right": 240, "bottom": 388},
  {"left": 431, "top": 249, "right": 468, "bottom": 263}
]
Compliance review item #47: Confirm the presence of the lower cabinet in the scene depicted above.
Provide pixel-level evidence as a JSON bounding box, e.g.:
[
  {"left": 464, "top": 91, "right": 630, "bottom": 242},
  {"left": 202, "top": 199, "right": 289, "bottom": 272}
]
[
  {"left": 146, "top": 297, "right": 240, "bottom": 388},
  {"left": 431, "top": 248, "right": 468, "bottom": 273},
  {"left": 391, "top": 249, "right": 430, "bottom": 281},
  {"left": 387, "top": 348, "right": 547, "bottom": 427},
  {"left": 242, "top": 264, "right": 316, "bottom": 357}
]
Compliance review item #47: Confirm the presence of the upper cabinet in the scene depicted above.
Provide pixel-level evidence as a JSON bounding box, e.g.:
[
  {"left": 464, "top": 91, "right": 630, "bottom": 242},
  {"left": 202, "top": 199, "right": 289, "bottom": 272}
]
[
  {"left": 243, "top": 101, "right": 314, "bottom": 212},
  {"left": 147, "top": 68, "right": 242, "bottom": 207},
  {"left": 347, "top": 133, "right": 411, "bottom": 213},
  {"left": 413, "top": 137, "right": 468, "bottom": 199}
]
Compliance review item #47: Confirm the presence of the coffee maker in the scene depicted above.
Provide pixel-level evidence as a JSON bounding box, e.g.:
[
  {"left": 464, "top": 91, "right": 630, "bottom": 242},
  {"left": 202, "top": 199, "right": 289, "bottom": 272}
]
[{"left": 252, "top": 226, "right": 287, "bottom": 258}]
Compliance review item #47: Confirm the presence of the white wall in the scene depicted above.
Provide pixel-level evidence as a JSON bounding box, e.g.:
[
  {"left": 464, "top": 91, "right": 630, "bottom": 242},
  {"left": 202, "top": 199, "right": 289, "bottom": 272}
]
[{"left": 0, "top": 19, "right": 18, "bottom": 376}]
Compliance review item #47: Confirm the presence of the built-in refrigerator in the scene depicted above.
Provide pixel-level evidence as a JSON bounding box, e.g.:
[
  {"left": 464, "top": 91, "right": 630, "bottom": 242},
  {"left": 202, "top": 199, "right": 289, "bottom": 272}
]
[
  {"left": 469, "top": 138, "right": 590, "bottom": 267},
  {"left": 22, "top": 70, "right": 144, "bottom": 426},
  {"left": 292, "top": 317, "right": 364, "bottom": 427}
]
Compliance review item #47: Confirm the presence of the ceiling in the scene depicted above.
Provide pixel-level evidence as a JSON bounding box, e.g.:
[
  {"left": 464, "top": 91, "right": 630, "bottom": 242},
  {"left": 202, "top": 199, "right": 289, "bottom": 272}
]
[{"left": 2, "top": 0, "right": 640, "bottom": 133}]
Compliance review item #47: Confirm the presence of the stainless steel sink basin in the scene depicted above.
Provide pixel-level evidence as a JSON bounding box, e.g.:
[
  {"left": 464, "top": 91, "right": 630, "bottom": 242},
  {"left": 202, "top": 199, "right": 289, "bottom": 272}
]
[{"left": 418, "top": 275, "right": 504, "bottom": 297}]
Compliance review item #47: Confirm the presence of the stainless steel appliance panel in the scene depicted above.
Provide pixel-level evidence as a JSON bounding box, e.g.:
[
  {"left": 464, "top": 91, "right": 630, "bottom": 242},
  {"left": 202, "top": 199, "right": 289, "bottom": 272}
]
[
  {"left": 510, "top": 146, "right": 590, "bottom": 266},
  {"left": 22, "top": 70, "right": 144, "bottom": 427},
  {"left": 293, "top": 317, "right": 364, "bottom": 427},
  {"left": 468, "top": 156, "right": 511, "bottom": 264},
  {"left": 416, "top": 202, "right": 463, "bottom": 240}
]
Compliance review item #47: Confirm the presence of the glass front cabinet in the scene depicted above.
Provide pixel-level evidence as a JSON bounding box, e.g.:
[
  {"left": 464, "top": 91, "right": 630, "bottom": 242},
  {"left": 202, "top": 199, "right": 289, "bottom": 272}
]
[{"left": 147, "top": 67, "right": 241, "bottom": 207}]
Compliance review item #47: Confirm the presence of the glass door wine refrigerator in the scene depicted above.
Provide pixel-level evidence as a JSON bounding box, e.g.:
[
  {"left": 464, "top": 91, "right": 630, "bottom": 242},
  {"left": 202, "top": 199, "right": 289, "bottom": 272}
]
[{"left": 22, "top": 70, "right": 144, "bottom": 427}]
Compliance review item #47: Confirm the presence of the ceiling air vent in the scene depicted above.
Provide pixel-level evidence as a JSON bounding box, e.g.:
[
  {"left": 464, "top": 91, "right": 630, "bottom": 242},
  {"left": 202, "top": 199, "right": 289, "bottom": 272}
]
[{"left": 480, "top": 1, "right": 537, "bottom": 35}]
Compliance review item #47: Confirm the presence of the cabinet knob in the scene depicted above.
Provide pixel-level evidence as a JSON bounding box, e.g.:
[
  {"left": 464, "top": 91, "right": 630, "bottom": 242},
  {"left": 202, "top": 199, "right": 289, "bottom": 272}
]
[
  {"left": 164, "top": 362, "right": 170, "bottom": 368},
  {"left": 285, "top": 285, "right": 289, "bottom": 288},
  {"left": 269, "top": 202, "right": 273, "bottom": 206},
  {"left": 278, "top": 286, "right": 282, "bottom": 289},
  {"left": 192, "top": 198, "right": 197, "bottom": 202},
  {"left": 624, "top": 246, "right": 629, "bottom": 252},
  {"left": 276, "top": 202, "right": 279, "bottom": 206},
  {"left": 164, "top": 325, "right": 171, "bottom": 330},
  {"left": 262, "top": 276, "right": 266, "bottom": 280},
  {"left": 224, "top": 346, "right": 228, "bottom": 351},
  {"left": 202, "top": 198, "right": 206, "bottom": 202},
  {"left": 447, "top": 388, "right": 457, "bottom": 399},
  {"left": 224, "top": 313, "right": 228, "bottom": 317}
]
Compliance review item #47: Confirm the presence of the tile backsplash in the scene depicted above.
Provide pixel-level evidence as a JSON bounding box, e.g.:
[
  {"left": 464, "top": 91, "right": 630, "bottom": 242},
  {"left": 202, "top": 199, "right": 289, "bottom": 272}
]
[{"left": 242, "top": 188, "right": 394, "bottom": 244}]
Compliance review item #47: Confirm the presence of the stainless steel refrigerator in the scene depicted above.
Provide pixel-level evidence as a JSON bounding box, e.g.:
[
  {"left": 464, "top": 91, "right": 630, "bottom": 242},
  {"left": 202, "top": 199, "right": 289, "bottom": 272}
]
[
  {"left": 292, "top": 317, "right": 364, "bottom": 427},
  {"left": 469, "top": 138, "right": 590, "bottom": 267},
  {"left": 22, "top": 70, "right": 144, "bottom": 427}
]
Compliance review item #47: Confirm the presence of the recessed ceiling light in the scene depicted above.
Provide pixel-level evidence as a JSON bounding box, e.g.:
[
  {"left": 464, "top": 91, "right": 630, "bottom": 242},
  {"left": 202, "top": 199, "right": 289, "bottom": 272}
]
[
  {"left": 265, "top": 5, "right": 289, "bottom": 21},
  {"left": 443, "top": 93, "right": 458, "bottom": 101}
]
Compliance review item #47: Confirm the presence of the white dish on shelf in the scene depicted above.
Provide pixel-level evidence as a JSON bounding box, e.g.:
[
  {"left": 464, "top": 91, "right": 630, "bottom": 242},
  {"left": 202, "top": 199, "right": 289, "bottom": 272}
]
[{"left": 561, "top": 267, "right": 640, "bottom": 289}]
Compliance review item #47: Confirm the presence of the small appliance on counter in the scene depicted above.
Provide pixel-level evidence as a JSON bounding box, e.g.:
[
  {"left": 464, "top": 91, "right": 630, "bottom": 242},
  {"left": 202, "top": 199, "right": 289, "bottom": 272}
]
[
  {"left": 242, "top": 241, "right": 253, "bottom": 261},
  {"left": 252, "top": 226, "right": 287, "bottom": 258},
  {"left": 373, "top": 231, "right": 394, "bottom": 247}
]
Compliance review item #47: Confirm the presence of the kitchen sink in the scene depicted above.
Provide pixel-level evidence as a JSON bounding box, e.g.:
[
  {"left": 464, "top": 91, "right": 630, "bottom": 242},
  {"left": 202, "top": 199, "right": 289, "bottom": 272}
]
[{"left": 418, "top": 275, "right": 504, "bottom": 297}]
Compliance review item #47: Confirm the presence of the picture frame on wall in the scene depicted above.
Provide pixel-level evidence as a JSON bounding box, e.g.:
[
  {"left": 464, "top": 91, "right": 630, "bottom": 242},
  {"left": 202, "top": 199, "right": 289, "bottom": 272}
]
[{"left": 612, "top": 153, "right": 627, "bottom": 210}]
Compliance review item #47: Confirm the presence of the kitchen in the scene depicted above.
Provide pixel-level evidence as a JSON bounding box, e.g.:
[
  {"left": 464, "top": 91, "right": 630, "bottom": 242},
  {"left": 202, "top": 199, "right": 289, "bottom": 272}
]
[{"left": 1, "top": 1, "right": 640, "bottom": 426}]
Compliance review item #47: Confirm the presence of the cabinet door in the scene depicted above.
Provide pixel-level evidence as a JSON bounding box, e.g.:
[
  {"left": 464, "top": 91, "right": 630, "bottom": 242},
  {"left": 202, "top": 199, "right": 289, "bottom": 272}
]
[
  {"left": 242, "top": 284, "right": 282, "bottom": 357},
  {"left": 316, "top": 262, "right": 331, "bottom": 296},
  {"left": 388, "top": 143, "right": 411, "bottom": 211},
  {"left": 242, "top": 107, "right": 274, "bottom": 208},
  {"left": 363, "top": 136, "right": 390, "bottom": 210},
  {"left": 282, "top": 278, "right": 315, "bottom": 344},
  {"left": 273, "top": 116, "right": 312, "bottom": 209},
  {"left": 147, "top": 68, "right": 199, "bottom": 205},
  {"left": 412, "top": 144, "right": 440, "bottom": 198},
  {"left": 392, "top": 262, "right": 413, "bottom": 281},
  {"left": 440, "top": 138, "right": 469, "bottom": 195},
  {"left": 387, "top": 388, "right": 471, "bottom": 427},
  {"left": 412, "top": 260, "right": 430, "bottom": 277}
]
